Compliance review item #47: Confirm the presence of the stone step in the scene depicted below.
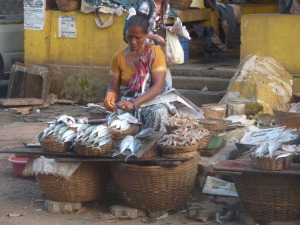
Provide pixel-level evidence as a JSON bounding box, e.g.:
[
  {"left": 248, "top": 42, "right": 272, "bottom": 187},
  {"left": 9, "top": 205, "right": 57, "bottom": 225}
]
[
  {"left": 177, "top": 89, "right": 225, "bottom": 106},
  {"left": 170, "top": 67, "right": 235, "bottom": 79},
  {"left": 172, "top": 76, "right": 230, "bottom": 92}
]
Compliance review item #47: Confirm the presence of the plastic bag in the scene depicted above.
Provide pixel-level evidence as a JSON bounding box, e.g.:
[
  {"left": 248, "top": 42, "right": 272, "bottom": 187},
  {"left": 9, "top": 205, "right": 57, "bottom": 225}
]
[
  {"left": 171, "top": 17, "right": 191, "bottom": 40},
  {"left": 165, "top": 30, "right": 184, "bottom": 65}
]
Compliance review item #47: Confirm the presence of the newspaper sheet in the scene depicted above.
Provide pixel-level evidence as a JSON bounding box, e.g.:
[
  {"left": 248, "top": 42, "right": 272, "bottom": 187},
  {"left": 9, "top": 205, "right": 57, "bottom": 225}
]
[
  {"left": 24, "top": 0, "right": 45, "bottom": 30},
  {"left": 202, "top": 176, "right": 238, "bottom": 197},
  {"left": 59, "top": 16, "right": 77, "bottom": 38}
]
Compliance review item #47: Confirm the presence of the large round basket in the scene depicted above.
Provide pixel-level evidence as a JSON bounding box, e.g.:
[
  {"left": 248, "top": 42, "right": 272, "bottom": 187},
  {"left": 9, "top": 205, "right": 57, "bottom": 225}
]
[
  {"left": 74, "top": 142, "right": 111, "bottom": 156},
  {"left": 159, "top": 143, "right": 199, "bottom": 154},
  {"left": 35, "top": 162, "right": 110, "bottom": 203},
  {"left": 55, "top": 0, "right": 81, "bottom": 12},
  {"left": 170, "top": 0, "right": 193, "bottom": 10},
  {"left": 233, "top": 173, "right": 300, "bottom": 221},
  {"left": 39, "top": 136, "right": 72, "bottom": 153},
  {"left": 110, "top": 154, "right": 200, "bottom": 212},
  {"left": 162, "top": 150, "right": 200, "bottom": 159},
  {"left": 250, "top": 154, "right": 294, "bottom": 171},
  {"left": 197, "top": 118, "right": 231, "bottom": 132}
]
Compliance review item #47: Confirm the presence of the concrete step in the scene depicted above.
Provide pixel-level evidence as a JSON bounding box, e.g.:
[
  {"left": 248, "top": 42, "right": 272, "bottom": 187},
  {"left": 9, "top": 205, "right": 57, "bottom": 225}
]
[
  {"left": 172, "top": 76, "right": 230, "bottom": 92},
  {"left": 170, "top": 67, "right": 235, "bottom": 79},
  {"left": 177, "top": 89, "right": 225, "bottom": 106}
]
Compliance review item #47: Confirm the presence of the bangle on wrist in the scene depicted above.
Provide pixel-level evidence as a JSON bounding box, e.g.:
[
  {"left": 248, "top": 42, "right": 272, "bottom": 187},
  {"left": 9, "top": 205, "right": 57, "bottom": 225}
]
[{"left": 129, "top": 99, "right": 136, "bottom": 109}]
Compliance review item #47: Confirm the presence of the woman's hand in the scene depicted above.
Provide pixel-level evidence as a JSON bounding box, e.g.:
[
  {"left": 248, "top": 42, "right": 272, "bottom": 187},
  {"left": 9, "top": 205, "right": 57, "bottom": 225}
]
[
  {"left": 117, "top": 100, "right": 135, "bottom": 111},
  {"left": 154, "top": 34, "right": 167, "bottom": 46},
  {"left": 104, "top": 91, "right": 117, "bottom": 112}
]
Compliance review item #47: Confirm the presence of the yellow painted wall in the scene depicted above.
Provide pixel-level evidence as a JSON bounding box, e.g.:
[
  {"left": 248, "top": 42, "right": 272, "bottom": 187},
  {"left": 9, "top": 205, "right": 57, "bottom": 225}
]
[
  {"left": 241, "top": 14, "right": 300, "bottom": 73},
  {"left": 25, "top": 10, "right": 127, "bottom": 67}
]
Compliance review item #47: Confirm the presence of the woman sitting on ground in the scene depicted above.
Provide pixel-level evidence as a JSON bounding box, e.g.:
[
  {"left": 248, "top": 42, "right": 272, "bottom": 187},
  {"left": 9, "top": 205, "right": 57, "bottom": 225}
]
[{"left": 103, "top": 14, "right": 171, "bottom": 131}]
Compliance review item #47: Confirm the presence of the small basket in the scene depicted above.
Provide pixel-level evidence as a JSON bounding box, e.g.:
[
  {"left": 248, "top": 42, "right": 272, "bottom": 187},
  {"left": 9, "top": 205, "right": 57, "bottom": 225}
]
[
  {"left": 109, "top": 127, "right": 132, "bottom": 140},
  {"left": 162, "top": 150, "right": 200, "bottom": 159},
  {"left": 159, "top": 143, "right": 199, "bottom": 154},
  {"left": 197, "top": 135, "right": 212, "bottom": 150},
  {"left": 35, "top": 162, "right": 110, "bottom": 203},
  {"left": 293, "top": 91, "right": 300, "bottom": 103},
  {"left": 74, "top": 142, "right": 111, "bottom": 156},
  {"left": 201, "top": 104, "right": 227, "bottom": 120},
  {"left": 197, "top": 118, "right": 231, "bottom": 132},
  {"left": 110, "top": 153, "right": 199, "bottom": 212},
  {"left": 39, "top": 136, "right": 71, "bottom": 153},
  {"left": 170, "top": 0, "right": 193, "bottom": 10},
  {"left": 55, "top": 0, "right": 81, "bottom": 12},
  {"left": 250, "top": 153, "right": 294, "bottom": 171}
]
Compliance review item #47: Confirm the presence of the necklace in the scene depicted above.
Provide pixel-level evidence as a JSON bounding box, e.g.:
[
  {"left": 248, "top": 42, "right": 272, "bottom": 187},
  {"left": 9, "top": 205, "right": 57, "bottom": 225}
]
[{"left": 127, "top": 44, "right": 145, "bottom": 67}]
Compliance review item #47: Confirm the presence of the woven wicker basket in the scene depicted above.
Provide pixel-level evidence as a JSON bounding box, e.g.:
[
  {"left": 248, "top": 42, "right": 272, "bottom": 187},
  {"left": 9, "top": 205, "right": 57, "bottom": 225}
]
[
  {"left": 35, "top": 162, "right": 110, "bottom": 203},
  {"left": 74, "top": 142, "right": 112, "bottom": 156},
  {"left": 39, "top": 136, "right": 72, "bottom": 153},
  {"left": 109, "top": 127, "right": 132, "bottom": 140},
  {"left": 197, "top": 135, "right": 211, "bottom": 150},
  {"left": 197, "top": 118, "right": 231, "bottom": 132},
  {"left": 273, "top": 103, "right": 298, "bottom": 118},
  {"left": 55, "top": 0, "right": 81, "bottom": 12},
  {"left": 162, "top": 150, "right": 200, "bottom": 159},
  {"left": 233, "top": 173, "right": 300, "bottom": 221},
  {"left": 159, "top": 143, "right": 199, "bottom": 154},
  {"left": 293, "top": 91, "right": 300, "bottom": 103},
  {"left": 250, "top": 154, "right": 294, "bottom": 171},
  {"left": 201, "top": 104, "right": 227, "bottom": 120},
  {"left": 170, "top": 0, "right": 193, "bottom": 10},
  {"left": 110, "top": 154, "right": 199, "bottom": 212}
]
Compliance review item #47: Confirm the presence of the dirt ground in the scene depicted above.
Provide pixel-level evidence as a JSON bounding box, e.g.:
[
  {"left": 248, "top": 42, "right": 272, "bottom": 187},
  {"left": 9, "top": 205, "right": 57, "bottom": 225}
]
[{"left": 0, "top": 104, "right": 246, "bottom": 225}]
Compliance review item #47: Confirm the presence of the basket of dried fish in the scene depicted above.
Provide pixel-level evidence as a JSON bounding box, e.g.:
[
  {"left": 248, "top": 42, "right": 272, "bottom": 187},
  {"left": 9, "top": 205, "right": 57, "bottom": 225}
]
[
  {"left": 73, "top": 124, "right": 112, "bottom": 156},
  {"left": 197, "top": 118, "right": 231, "bottom": 132},
  {"left": 159, "top": 123, "right": 210, "bottom": 154},
  {"left": 109, "top": 119, "right": 132, "bottom": 140},
  {"left": 39, "top": 135, "right": 72, "bottom": 153},
  {"left": 197, "top": 135, "right": 212, "bottom": 150},
  {"left": 164, "top": 114, "right": 199, "bottom": 133},
  {"left": 36, "top": 162, "right": 110, "bottom": 203},
  {"left": 248, "top": 139, "right": 298, "bottom": 171},
  {"left": 201, "top": 104, "right": 227, "bottom": 120},
  {"left": 109, "top": 153, "right": 200, "bottom": 212}
]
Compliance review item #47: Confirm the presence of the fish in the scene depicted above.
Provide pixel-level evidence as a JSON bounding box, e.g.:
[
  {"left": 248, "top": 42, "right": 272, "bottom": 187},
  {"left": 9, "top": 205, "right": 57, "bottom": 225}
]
[
  {"left": 53, "top": 124, "right": 66, "bottom": 135},
  {"left": 113, "top": 135, "right": 134, "bottom": 157},
  {"left": 124, "top": 138, "right": 142, "bottom": 162},
  {"left": 135, "top": 128, "right": 154, "bottom": 139},
  {"left": 57, "top": 126, "right": 69, "bottom": 136},
  {"left": 41, "top": 126, "right": 56, "bottom": 138},
  {"left": 82, "top": 125, "right": 96, "bottom": 140},
  {"left": 255, "top": 142, "right": 270, "bottom": 157},
  {"left": 77, "top": 124, "right": 91, "bottom": 133},
  {"left": 63, "top": 133, "right": 77, "bottom": 142},
  {"left": 267, "top": 140, "right": 282, "bottom": 158},
  {"left": 118, "top": 113, "right": 139, "bottom": 124},
  {"left": 60, "top": 130, "right": 75, "bottom": 141},
  {"left": 107, "top": 112, "right": 118, "bottom": 127},
  {"left": 36, "top": 131, "right": 44, "bottom": 140},
  {"left": 275, "top": 152, "right": 293, "bottom": 160},
  {"left": 77, "top": 117, "right": 89, "bottom": 124},
  {"left": 90, "top": 125, "right": 108, "bottom": 138},
  {"left": 110, "top": 119, "right": 130, "bottom": 131}
]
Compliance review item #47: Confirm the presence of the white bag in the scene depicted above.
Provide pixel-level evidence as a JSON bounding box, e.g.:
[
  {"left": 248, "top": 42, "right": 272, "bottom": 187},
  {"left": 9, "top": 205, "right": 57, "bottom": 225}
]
[{"left": 165, "top": 30, "right": 184, "bottom": 65}]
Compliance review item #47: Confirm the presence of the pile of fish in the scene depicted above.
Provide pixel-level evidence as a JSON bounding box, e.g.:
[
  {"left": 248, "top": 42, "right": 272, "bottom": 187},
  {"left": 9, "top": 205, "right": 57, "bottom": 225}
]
[
  {"left": 37, "top": 115, "right": 85, "bottom": 143},
  {"left": 109, "top": 119, "right": 131, "bottom": 133},
  {"left": 165, "top": 113, "right": 199, "bottom": 128},
  {"left": 251, "top": 129, "right": 300, "bottom": 159},
  {"left": 113, "top": 128, "right": 154, "bottom": 161},
  {"left": 159, "top": 123, "right": 210, "bottom": 147},
  {"left": 74, "top": 124, "right": 111, "bottom": 149}
]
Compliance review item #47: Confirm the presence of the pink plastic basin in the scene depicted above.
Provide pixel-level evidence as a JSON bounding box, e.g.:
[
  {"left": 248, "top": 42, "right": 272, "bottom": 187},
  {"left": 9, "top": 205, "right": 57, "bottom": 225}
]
[{"left": 8, "top": 156, "right": 28, "bottom": 177}]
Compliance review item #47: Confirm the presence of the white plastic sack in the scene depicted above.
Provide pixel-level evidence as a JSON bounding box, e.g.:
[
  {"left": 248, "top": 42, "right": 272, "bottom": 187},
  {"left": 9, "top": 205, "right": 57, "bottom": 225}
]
[
  {"left": 171, "top": 17, "right": 191, "bottom": 40},
  {"left": 165, "top": 30, "right": 184, "bottom": 65}
]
